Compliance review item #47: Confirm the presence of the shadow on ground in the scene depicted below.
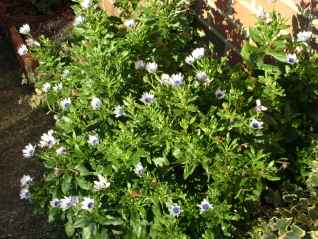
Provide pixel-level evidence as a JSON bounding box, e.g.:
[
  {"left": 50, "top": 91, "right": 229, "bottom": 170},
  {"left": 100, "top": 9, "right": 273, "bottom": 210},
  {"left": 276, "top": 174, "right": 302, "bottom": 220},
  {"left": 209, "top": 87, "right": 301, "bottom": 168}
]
[{"left": 0, "top": 37, "right": 66, "bottom": 239}]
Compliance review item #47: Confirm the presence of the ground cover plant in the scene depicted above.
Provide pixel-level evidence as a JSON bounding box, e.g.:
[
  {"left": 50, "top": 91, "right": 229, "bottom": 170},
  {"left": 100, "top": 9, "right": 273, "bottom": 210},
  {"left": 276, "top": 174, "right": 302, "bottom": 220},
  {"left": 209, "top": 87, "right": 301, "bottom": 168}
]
[{"left": 20, "top": 0, "right": 318, "bottom": 238}]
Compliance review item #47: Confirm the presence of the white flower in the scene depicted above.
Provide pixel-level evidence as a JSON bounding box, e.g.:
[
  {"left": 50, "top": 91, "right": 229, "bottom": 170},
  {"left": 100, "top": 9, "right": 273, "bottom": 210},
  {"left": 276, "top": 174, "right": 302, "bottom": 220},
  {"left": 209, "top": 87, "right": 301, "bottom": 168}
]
[
  {"left": 42, "top": 82, "right": 51, "bottom": 93},
  {"left": 160, "top": 73, "right": 171, "bottom": 85},
  {"left": 88, "top": 134, "right": 100, "bottom": 146},
  {"left": 19, "top": 24, "right": 30, "bottom": 35},
  {"left": 39, "top": 130, "right": 56, "bottom": 148},
  {"left": 94, "top": 175, "right": 110, "bottom": 191},
  {"left": 81, "top": 197, "right": 95, "bottom": 211},
  {"left": 250, "top": 119, "right": 264, "bottom": 129},
  {"left": 22, "top": 144, "right": 36, "bottom": 158},
  {"left": 197, "top": 199, "right": 213, "bottom": 213},
  {"left": 25, "top": 38, "right": 40, "bottom": 47},
  {"left": 196, "top": 71, "right": 208, "bottom": 81},
  {"left": 50, "top": 198, "right": 61, "bottom": 208},
  {"left": 140, "top": 92, "right": 155, "bottom": 105},
  {"left": 124, "top": 19, "right": 136, "bottom": 29},
  {"left": 62, "top": 69, "right": 70, "bottom": 78},
  {"left": 74, "top": 15, "right": 85, "bottom": 26},
  {"left": 287, "top": 53, "right": 298, "bottom": 65},
  {"left": 60, "top": 196, "right": 79, "bottom": 211},
  {"left": 60, "top": 98, "right": 71, "bottom": 110},
  {"left": 56, "top": 146, "right": 66, "bottom": 156},
  {"left": 134, "top": 162, "right": 144, "bottom": 176},
  {"left": 297, "top": 31, "right": 312, "bottom": 42},
  {"left": 185, "top": 55, "right": 195, "bottom": 65},
  {"left": 53, "top": 83, "right": 63, "bottom": 92},
  {"left": 81, "top": 0, "right": 91, "bottom": 9},
  {"left": 18, "top": 44, "right": 28, "bottom": 56},
  {"left": 20, "top": 175, "right": 33, "bottom": 188},
  {"left": 113, "top": 105, "right": 124, "bottom": 118},
  {"left": 256, "top": 7, "right": 269, "bottom": 20},
  {"left": 215, "top": 89, "right": 225, "bottom": 100},
  {"left": 145, "top": 62, "right": 158, "bottom": 74},
  {"left": 135, "top": 60, "right": 145, "bottom": 70},
  {"left": 255, "top": 99, "right": 267, "bottom": 112},
  {"left": 169, "top": 73, "right": 184, "bottom": 86},
  {"left": 20, "top": 188, "right": 31, "bottom": 200},
  {"left": 169, "top": 203, "right": 182, "bottom": 217},
  {"left": 191, "top": 48, "right": 205, "bottom": 60},
  {"left": 91, "top": 97, "right": 102, "bottom": 110}
]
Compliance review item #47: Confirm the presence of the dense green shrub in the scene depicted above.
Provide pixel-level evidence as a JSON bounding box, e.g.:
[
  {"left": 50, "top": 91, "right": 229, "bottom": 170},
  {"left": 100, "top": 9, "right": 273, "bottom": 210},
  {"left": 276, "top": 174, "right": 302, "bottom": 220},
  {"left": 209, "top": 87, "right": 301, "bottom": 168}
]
[{"left": 23, "top": 0, "right": 318, "bottom": 238}]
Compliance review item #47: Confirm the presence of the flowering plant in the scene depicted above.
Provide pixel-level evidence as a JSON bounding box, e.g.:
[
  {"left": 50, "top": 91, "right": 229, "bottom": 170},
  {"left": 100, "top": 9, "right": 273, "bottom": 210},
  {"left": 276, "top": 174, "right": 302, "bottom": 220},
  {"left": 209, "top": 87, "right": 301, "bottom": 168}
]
[{"left": 26, "top": 0, "right": 318, "bottom": 238}]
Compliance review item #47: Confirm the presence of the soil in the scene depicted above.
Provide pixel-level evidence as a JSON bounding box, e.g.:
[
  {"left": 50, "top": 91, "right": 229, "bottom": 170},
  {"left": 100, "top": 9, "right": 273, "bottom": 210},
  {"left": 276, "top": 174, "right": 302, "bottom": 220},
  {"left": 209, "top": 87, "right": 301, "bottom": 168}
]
[{"left": 0, "top": 36, "right": 66, "bottom": 238}]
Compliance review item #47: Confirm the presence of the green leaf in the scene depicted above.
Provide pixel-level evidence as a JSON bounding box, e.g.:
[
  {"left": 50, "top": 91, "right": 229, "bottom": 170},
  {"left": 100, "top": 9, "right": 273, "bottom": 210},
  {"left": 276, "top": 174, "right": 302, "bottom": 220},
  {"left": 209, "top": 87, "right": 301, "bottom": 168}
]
[
  {"left": 65, "top": 223, "right": 75, "bottom": 237},
  {"left": 152, "top": 157, "right": 169, "bottom": 167},
  {"left": 75, "top": 177, "right": 91, "bottom": 190},
  {"left": 61, "top": 175, "right": 73, "bottom": 194}
]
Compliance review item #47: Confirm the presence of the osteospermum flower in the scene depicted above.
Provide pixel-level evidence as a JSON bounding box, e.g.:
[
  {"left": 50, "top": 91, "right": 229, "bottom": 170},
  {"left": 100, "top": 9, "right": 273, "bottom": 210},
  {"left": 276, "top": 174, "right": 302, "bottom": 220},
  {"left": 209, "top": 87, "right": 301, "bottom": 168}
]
[
  {"left": 124, "top": 19, "right": 136, "bottom": 29},
  {"left": 91, "top": 97, "right": 102, "bottom": 110},
  {"left": 88, "top": 134, "right": 100, "bottom": 146},
  {"left": 81, "top": 197, "right": 95, "bottom": 211},
  {"left": 22, "top": 143, "right": 36, "bottom": 158},
  {"left": 145, "top": 62, "right": 158, "bottom": 74},
  {"left": 255, "top": 99, "right": 267, "bottom": 112},
  {"left": 80, "top": 0, "right": 91, "bottom": 9},
  {"left": 17, "top": 44, "right": 28, "bottom": 56},
  {"left": 20, "top": 188, "right": 31, "bottom": 200},
  {"left": 297, "top": 31, "right": 312, "bottom": 42},
  {"left": 74, "top": 15, "right": 85, "bottom": 26},
  {"left": 215, "top": 89, "right": 225, "bottom": 100},
  {"left": 60, "top": 98, "right": 71, "bottom": 110},
  {"left": 196, "top": 71, "right": 208, "bottom": 81},
  {"left": 20, "top": 175, "right": 33, "bottom": 188},
  {"left": 53, "top": 83, "right": 63, "bottom": 92},
  {"left": 191, "top": 47, "right": 205, "bottom": 60},
  {"left": 140, "top": 92, "right": 155, "bottom": 105},
  {"left": 94, "top": 175, "right": 110, "bottom": 191},
  {"left": 250, "top": 119, "right": 264, "bottom": 129},
  {"left": 39, "top": 130, "right": 56, "bottom": 148},
  {"left": 19, "top": 24, "right": 31, "bottom": 35},
  {"left": 50, "top": 198, "right": 61, "bottom": 208},
  {"left": 42, "top": 82, "right": 51, "bottom": 93},
  {"left": 113, "top": 105, "right": 124, "bottom": 118},
  {"left": 185, "top": 55, "right": 195, "bottom": 65},
  {"left": 134, "top": 162, "right": 144, "bottom": 177},
  {"left": 169, "top": 203, "right": 182, "bottom": 217},
  {"left": 60, "top": 196, "right": 80, "bottom": 211},
  {"left": 160, "top": 73, "right": 170, "bottom": 85},
  {"left": 197, "top": 199, "right": 213, "bottom": 213},
  {"left": 135, "top": 60, "right": 145, "bottom": 70},
  {"left": 56, "top": 146, "right": 66, "bottom": 156},
  {"left": 169, "top": 73, "right": 184, "bottom": 86},
  {"left": 287, "top": 53, "right": 298, "bottom": 65}
]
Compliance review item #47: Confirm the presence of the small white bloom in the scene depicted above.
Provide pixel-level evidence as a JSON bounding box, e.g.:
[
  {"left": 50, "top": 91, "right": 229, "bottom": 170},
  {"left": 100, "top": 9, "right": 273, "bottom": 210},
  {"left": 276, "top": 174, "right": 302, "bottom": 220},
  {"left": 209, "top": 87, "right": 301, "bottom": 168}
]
[
  {"left": 18, "top": 44, "right": 28, "bottom": 56},
  {"left": 287, "top": 53, "right": 298, "bottom": 65},
  {"left": 191, "top": 48, "right": 205, "bottom": 60},
  {"left": 20, "top": 188, "right": 31, "bottom": 200},
  {"left": 160, "top": 73, "right": 171, "bottom": 85},
  {"left": 60, "top": 196, "right": 79, "bottom": 211},
  {"left": 80, "top": 0, "right": 91, "bottom": 9},
  {"left": 81, "top": 197, "right": 95, "bottom": 211},
  {"left": 256, "top": 7, "right": 269, "bottom": 20},
  {"left": 140, "top": 92, "right": 155, "bottom": 105},
  {"left": 94, "top": 175, "right": 110, "bottom": 191},
  {"left": 60, "top": 98, "right": 71, "bottom": 110},
  {"left": 53, "top": 83, "right": 63, "bottom": 92},
  {"left": 25, "top": 38, "right": 40, "bottom": 47},
  {"left": 145, "top": 62, "right": 158, "bottom": 74},
  {"left": 39, "top": 130, "right": 56, "bottom": 148},
  {"left": 215, "top": 89, "right": 226, "bottom": 100},
  {"left": 134, "top": 162, "right": 144, "bottom": 177},
  {"left": 88, "top": 134, "right": 100, "bottom": 146},
  {"left": 42, "top": 82, "right": 51, "bottom": 93},
  {"left": 197, "top": 199, "right": 213, "bottom": 213},
  {"left": 169, "top": 203, "right": 182, "bottom": 217},
  {"left": 196, "top": 71, "right": 208, "bottom": 81},
  {"left": 74, "top": 15, "right": 85, "bottom": 26},
  {"left": 297, "top": 31, "right": 312, "bottom": 42},
  {"left": 113, "top": 105, "right": 124, "bottom": 118},
  {"left": 20, "top": 175, "right": 33, "bottom": 188},
  {"left": 50, "top": 198, "right": 61, "bottom": 208},
  {"left": 62, "top": 70, "right": 70, "bottom": 78},
  {"left": 169, "top": 73, "right": 184, "bottom": 86},
  {"left": 135, "top": 60, "right": 145, "bottom": 70},
  {"left": 56, "top": 146, "right": 66, "bottom": 156},
  {"left": 250, "top": 119, "right": 264, "bottom": 129},
  {"left": 22, "top": 144, "right": 36, "bottom": 158},
  {"left": 185, "top": 55, "right": 195, "bottom": 65},
  {"left": 255, "top": 99, "right": 267, "bottom": 112},
  {"left": 19, "top": 24, "right": 30, "bottom": 35},
  {"left": 124, "top": 19, "right": 136, "bottom": 29},
  {"left": 91, "top": 97, "right": 102, "bottom": 110}
]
